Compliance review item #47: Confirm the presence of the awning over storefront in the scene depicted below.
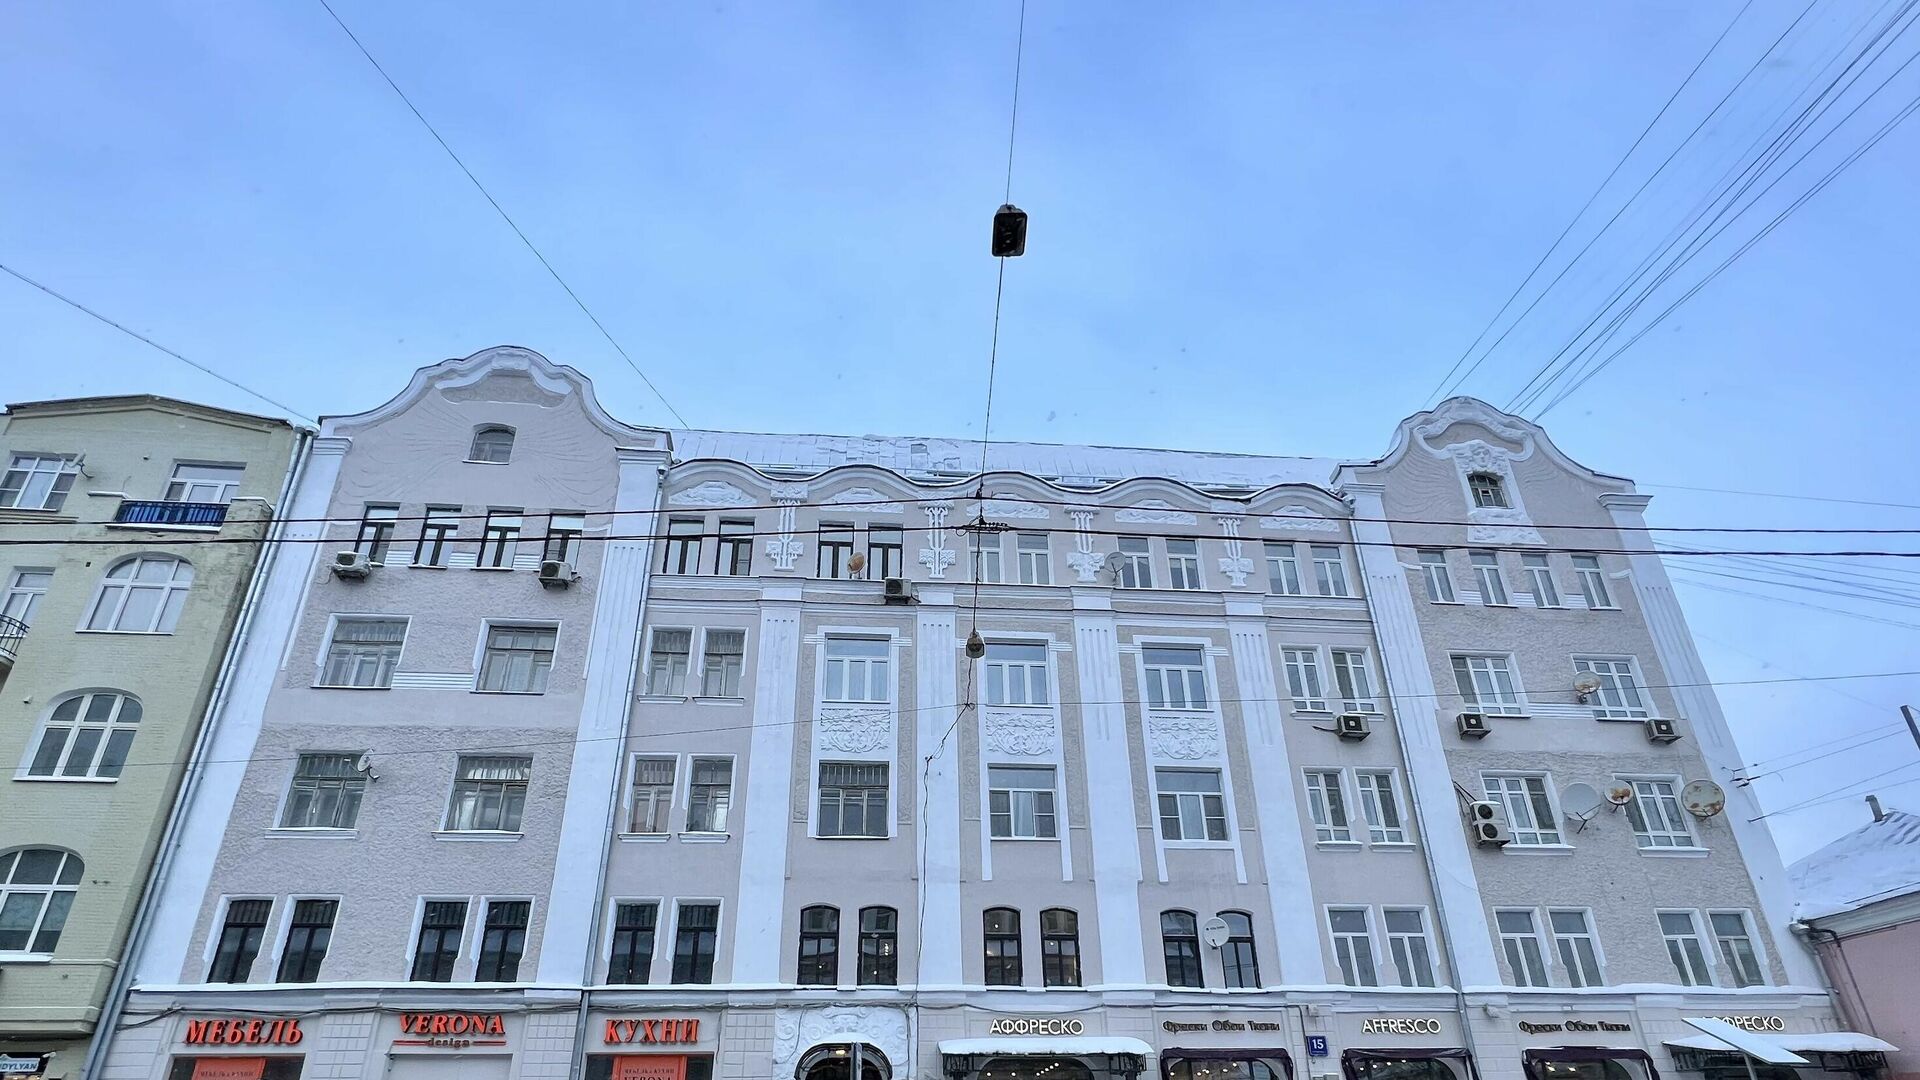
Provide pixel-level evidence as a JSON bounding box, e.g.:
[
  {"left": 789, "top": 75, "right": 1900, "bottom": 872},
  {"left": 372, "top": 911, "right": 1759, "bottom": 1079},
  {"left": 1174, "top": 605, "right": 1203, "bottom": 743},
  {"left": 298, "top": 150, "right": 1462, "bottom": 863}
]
[
  {"left": 1664, "top": 1035, "right": 1899, "bottom": 1056},
  {"left": 1523, "top": 1046, "right": 1662, "bottom": 1080},
  {"left": 1342, "top": 1046, "right": 1480, "bottom": 1080},
  {"left": 1162, "top": 1046, "right": 1294, "bottom": 1080}
]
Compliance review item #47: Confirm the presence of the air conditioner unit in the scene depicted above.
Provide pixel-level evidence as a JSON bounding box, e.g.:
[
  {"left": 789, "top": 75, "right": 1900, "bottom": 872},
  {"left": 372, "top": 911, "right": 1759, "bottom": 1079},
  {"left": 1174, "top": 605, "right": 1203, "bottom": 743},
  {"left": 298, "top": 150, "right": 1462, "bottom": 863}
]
[
  {"left": 1645, "top": 717, "right": 1682, "bottom": 744},
  {"left": 1335, "top": 713, "right": 1371, "bottom": 741},
  {"left": 331, "top": 550, "right": 371, "bottom": 579},
  {"left": 1468, "top": 800, "right": 1512, "bottom": 847},
  {"left": 538, "top": 559, "right": 577, "bottom": 589},
  {"left": 1456, "top": 711, "right": 1490, "bottom": 739},
  {"left": 883, "top": 576, "right": 914, "bottom": 604}
]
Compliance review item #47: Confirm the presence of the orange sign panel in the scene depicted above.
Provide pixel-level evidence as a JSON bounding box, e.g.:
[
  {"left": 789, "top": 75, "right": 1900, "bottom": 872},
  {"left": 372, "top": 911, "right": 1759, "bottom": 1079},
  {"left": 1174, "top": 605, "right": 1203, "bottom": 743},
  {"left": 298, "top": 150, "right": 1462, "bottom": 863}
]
[
  {"left": 190, "top": 1058, "right": 267, "bottom": 1080},
  {"left": 612, "top": 1055, "right": 685, "bottom": 1080}
]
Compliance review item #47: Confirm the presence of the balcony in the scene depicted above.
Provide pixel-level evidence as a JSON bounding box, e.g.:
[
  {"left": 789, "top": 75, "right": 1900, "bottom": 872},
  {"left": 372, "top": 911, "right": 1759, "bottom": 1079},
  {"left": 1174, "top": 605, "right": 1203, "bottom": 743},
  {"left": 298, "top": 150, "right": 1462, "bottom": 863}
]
[
  {"left": 113, "top": 500, "right": 228, "bottom": 527},
  {"left": 0, "top": 614, "right": 26, "bottom": 666}
]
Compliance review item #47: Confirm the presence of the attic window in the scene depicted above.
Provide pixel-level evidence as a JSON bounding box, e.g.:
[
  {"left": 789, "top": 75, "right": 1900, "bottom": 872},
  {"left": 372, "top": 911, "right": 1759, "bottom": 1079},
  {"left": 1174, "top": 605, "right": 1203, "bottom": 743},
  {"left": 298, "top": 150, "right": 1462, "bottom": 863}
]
[
  {"left": 469, "top": 426, "right": 515, "bottom": 464},
  {"left": 1468, "top": 472, "right": 1508, "bottom": 509}
]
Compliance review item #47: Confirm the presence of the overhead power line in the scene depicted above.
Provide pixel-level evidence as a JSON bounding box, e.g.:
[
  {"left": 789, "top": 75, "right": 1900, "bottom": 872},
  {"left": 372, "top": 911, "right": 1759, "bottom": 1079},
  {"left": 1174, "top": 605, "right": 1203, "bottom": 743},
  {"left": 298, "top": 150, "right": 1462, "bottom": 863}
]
[{"left": 1642, "top": 481, "right": 1920, "bottom": 512}]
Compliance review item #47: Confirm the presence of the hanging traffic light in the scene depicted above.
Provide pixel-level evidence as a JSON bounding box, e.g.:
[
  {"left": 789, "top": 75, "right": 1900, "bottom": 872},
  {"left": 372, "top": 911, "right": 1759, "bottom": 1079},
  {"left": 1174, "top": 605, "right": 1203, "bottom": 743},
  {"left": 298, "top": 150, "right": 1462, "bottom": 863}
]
[{"left": 991, "top": 203, "right": 1027, "bottom": 257}]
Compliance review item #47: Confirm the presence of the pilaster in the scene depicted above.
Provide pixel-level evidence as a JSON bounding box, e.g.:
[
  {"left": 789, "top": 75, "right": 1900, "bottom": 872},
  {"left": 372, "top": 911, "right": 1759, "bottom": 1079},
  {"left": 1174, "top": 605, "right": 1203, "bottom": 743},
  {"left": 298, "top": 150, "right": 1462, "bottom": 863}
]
[
  {"left": 731, "top": 584, "right": 806, "bottom": 982},
  {"left": 1072, "top": 600, "right": 1147, "bottom": 985}
]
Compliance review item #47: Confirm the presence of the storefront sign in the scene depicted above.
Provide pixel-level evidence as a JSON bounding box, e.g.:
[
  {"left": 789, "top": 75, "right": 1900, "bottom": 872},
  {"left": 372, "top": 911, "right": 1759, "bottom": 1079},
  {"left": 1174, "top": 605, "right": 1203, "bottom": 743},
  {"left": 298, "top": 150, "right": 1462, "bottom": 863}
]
[
  {"left": 611, "top": 1056, "right": 686, "bottom": 1080},
  {"left": 1361, "top": 1018, "right": 1445, "bottom": 1035},
  {"left": 989, "top": 1018, "right": 1085, "bottom": 1036},
  {"left": 183, "top": 1019, "right": 305, "bottom": 1046},
  {"left": 1307, "top": 1037, "right": 1329, "bottom": 1058},
  {"left": 0, "top": 1055, "right": 51, "bottom": 1077},
  {"left": 1711, "top": 1017, "right": 1786, "bottom": 1032},
  {"left": 394, "top": 1012, "right": 509, "bottom": 1048},
  {"left": 189, "top": 1058, "right": 266, "bottom": 1080},
  {"left": 605, "top": 1019, "right": 702, "bottom": 1045},
  {"left": 1519, "top": 1021, "right": 1631, "bottom": 1035},
  {"left": 1162, "top": 1019, "right": 1284, "bottom": 1034}
]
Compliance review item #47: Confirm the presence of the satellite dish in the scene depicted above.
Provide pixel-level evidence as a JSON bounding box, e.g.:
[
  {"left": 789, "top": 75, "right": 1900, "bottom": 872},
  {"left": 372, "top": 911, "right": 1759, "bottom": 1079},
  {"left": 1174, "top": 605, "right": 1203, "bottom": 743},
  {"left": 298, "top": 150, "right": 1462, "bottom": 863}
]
[
  {"left": 1604, "top": 784, "right": 1634, "bottom": 807},
  {"left": 1683, "top": 779, "right": 1727, "bottom": 819},
  {"left": 1573, "top": 675, "right": 1603, "bottom": 701},
  {"left": 847, "top": 552, "right": 868, "bottom": 574},
  {"left": 1560, "top": 783, "right": 1604, "bottom": 822},
  {"left": 1102, "top": 551, "right": 1129, "bottom": 581},
  {"left": 1200, "top": 917, "right": 1231, "bottom": 949}
]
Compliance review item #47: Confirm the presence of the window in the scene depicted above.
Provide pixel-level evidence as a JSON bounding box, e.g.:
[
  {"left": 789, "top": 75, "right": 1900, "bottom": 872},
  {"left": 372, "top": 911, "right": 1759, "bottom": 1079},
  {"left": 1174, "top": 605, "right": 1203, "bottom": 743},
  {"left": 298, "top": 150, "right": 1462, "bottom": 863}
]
[
  {"left": 411, "top": 900, "right": 467, "bottom": 981},
  {"left": 1282, "top": 647, "right": 1327, "bottom": 712},
  {"left": 1041, "top": 908, "right": 1081, "bottom": 987},
  {"left": 413, "top": 506, "right": 460, "bottom": 567},
  {"left": 1162, "top": 910, "right": 1203, "bottom": 987},
  {"left": 25, "top": 690, "right": 142, "bottom": 779},
  {"left": 1710, "top": 911, "right": 1765, "bottom": 987},
  {"left": 1304, "top": 769, "right": 1352, "bottom": 843},
  {"left": 1311, "top": 545, "right": 1350, "bottom": 596},
  {"left": 479, "top": 509, "right": 523, "bottom": 569},
  {"left": 208, "top": 899, "right": 271, "bottom": 982},
  {"left": 868, "top": 526, "right": 903, "bottom": 579},
  {"left": 817, "top": 523, "right": 855, "bottom": 578},
  {"left": 1660, "top": 911, "right": 1713, "bottom": 986},
  {"left": 86, "top": 555, "right": 193, "bottom": 633},
  {"left": 664, "top": 519, "right": 704, "bottom": 574},
  {"left": 983, "top": 908, "right": 1022, "bottom": 985},
  {"left": 1624, "top": 779, "right": 1694, "bottom": 849},
  {"left": 478, "top": 624, "right": 557, "bottom": 694},
  {"left": 817, "top": 762, "right": 887, "bottom": 837},
  {"left": 1329, "top": 907, "right": 1377, "bottom": 986},
  {"left": 671, "top": 903, "right": 719, "bottom": 983},
  {"left": 277, "top": 899, "right": 337, "bottom": 983},
  {"left": 1167, "top": 538, "right": 1202, "bottom": 590},
  {"left": 475, "top": 900, "right": 530, "bottom": 981},
  {"left": 1417, "top": 549, "right": 1455, "bottom": 603},
  {"left": 1484, "top": 774, "right": 1560, "bottom": 845},
  {"left": 1385, "top": 908, "right": 1435, "bottom": 987},
  {"left": 446, "top": 755, "right": 532, "bottom": 832},
  {"left": 1325, "top": 652, "right": 1378, "bottom": 715},
  {"left": 984, "top": 641, "right": 1049, "bottom": 706},
  {"left": 1574, "top": 554, "right": 1615, "bottom": 609},
  {"left": 858, "top": 906, "right": 897, "bottom": 986},
  {"left": 279, "top": 753, "right": 367, "bottom": 830},
  {"left": 627, "top": 757, "right": 676, "bottom": 834},
  {"left": 608, "top": 901, "right": 658, "bottom": 984},
  {"left": 797, "top": 905, "right": 840, "bottom": 986},
  {"left": 1469, "top": 472, "right": 1508, "bottom": 508},
  {"left": 0, "top": 849, "right": 80, "bottom": 954},
  {"left": 1156, "top": 768, "right": 1228, "bottom": 841},
  {"left": 1116, "top": 536, "right": 1153, "bottom": 588},
  {"left": 1265, "top": 543, "right": 1303, "bottom": 595},
  {"left": 545, "top": 513, "right": 585, "bottom": 563},
  {"left": 1522, "top": 553, "right": 1560, "bottom": 607},
  {"left": 1497, "top": 909, "right": 1549, "bottom": 986},
  {"left": 645, "top": 629, "right": 692, "bottom": 696},
  {"left": 166, "top": 463, "right": 244, "bottom": 504},
  {"left": 2, "top": 568, "right": 52, "bottom": 625},
  {"left": 0, "top": 454, "right": 77, "bottom": 511},
  {"left": 1220, "top": 911, "right": 1259, "bottom": 988},
  {"left": 1452, "top": 654, "right": 1523, "bottom": 715},
  {"left": 1550, "top": 909, "right": 1604, "bottom": 987},
  {"left": 686, "top": 758, "right": 733, "bottom": 833},
  {"left": 701, "top": 630, "right": 746, "bottom": 697},
  {"left": 1143, "top": 645, "right": 1208, "bottom": 709},
  {"left": 355, "top": 504, "right": 399, "bottom": 565},
  {"left": 1017, "top": 533, "right": 1050, "bottom": 584},
  {"left": 320, "top": 617, "right": 406, "bottom": 688},
  {"left": 823, "top": 637, "right": 890, "bottom": 703},
  {"left": 1576, "top": 658, "right": 1649, "bottom": 719},
  {"left": 717, "top": 519, "right": 753, "bottom": 575},
  {"left": 469, "top": 426, "right": 515, "bottom": 463},
  {"left": 1356, "top": 771, "right": 1407, "bottom": 844},
  {"left": 988, "top": 765, "right": 1057, "bottom": 839},
  {"left": 972, "top": 533, "right": 1003, "bottom": 584},
  {"left": 1470, "top": 550, "right": 1508, "bottom": 605}
]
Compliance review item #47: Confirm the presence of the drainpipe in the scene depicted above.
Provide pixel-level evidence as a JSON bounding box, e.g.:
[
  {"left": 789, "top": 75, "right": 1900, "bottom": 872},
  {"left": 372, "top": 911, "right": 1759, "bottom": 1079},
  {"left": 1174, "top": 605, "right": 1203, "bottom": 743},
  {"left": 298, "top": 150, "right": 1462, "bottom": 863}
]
[{"left": 82, "top": 426, "right": 314, "bottom": 1080}]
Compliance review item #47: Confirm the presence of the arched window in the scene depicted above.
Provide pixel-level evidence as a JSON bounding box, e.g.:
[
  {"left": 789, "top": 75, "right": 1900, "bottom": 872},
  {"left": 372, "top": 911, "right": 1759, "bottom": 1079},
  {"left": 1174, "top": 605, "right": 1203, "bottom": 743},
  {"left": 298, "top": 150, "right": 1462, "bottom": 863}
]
[
  {"left": 983, "top": 907, "right": 1022, "bottom": 985},
  {"left": 857, "top": 906, "right": 897, "bottom": 986},
  {"left": 85, "top": 555, "right": 193, "bottom": 633},
  {"left": 1468, "top": 472, "right": 1509, "bottom": 509},
  {"left": 797, "top": 1043, "right": 891, "bottom": 1080},
  {"left": 1162, "top": 909, "right": 1203, "bottom": 987},
  {"left": 469, "top": 425, "right": 516, "bottom": 464},
  {"left": 0, "top": 848, "right": 82, "bottom": 954},
  {"left": 1040, "top": 908, "right": 1080, "bottom": 987},
  {"left": 797, "top": 905, "right": 839, "bottom": 986},
  {"left": 1220, "top": 910, "right": 1261, "bottom": 988},
  {"left": 25, "top": 691, "right": 142, "bottom": 779}
]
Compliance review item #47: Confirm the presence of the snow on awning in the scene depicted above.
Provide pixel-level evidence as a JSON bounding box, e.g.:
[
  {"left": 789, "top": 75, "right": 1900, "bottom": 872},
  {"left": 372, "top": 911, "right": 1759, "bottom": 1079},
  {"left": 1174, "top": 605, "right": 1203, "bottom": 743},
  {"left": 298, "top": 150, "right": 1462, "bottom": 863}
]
[
  {"left": 939, "top": 1037, "right": 1156, "bottom": 1058},
  {"left": 1664, "top": 1032, "right": 1899, "bottom": 1055}
]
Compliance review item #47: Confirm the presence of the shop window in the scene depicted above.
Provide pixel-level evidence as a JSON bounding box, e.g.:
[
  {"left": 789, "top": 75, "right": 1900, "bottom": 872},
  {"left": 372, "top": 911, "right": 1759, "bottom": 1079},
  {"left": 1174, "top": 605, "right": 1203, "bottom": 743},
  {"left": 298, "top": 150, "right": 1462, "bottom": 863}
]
[
  {"left": 608, "top": 901, "right": 658, "bottom": 984},
  {"left": 1219, "top": 911, "right": 1260, "bottom": 988},
  {"left": 1344, "top": 1056, "right": 1460, "bottom": 1080},
  {"left": 796, "top": 1046, "right": 890, "bottom": 1080},
  {"left": 972, "top": 1063, "right": 1090, "bottom": 1080},
  {"left": 672, "top": 902, "right": 719, "bottom": 984},
  {"left": 797, "top": 905, "right": 840, "bottom": 986},
  {"left": 858, "top": 906, "right": 897, "bottom": 986},
  {"left": 1165, "top": 1060, "right": 1287, "bottom": 1080},
  {"left": 983, "top": 907, "right": 1022, "bottom": 985},
  {"left": 1161, "top": 909, "right": 1203, "bottom": 988},
  {"left": 1040, "top": 908, "right": 1080, "bottom": 987},
  {"left": 207, "top": 898, "right": 271, "bottom": 983},
  {"left": 411, "top": 900, "right": 467, "bottom": 982},
  {"left": 167, "top": 1059, "right": 304, "bottom": 1080},
  {"left": 278, "top": 899, "right": 337, "bottom": 983},
  {"left": 475, "top": 900, "right": 530, "bottom": 981}
]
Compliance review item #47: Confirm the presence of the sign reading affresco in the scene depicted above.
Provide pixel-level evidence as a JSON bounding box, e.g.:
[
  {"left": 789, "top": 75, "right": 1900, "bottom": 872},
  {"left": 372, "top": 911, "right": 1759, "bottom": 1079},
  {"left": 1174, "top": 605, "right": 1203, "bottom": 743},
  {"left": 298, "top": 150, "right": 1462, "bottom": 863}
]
[
  {"left": 1361, "top": 1018, "right": 1445, "bottom": 1035},
  {"left": 989, "top": 1018, "right": 1085, "bottom": 1036},
  {"left": 182, "top": 1019, "right": 305, "bottom": 1046},
  {"left": 605, "top": 1019, "right": 702, "bottom": 1045},
  {"left": 1519, "top": 1021, "right": 1631, "bottom": 1035},
  {"left": 1713, "top": 1016, "right": 1786, "bottom": 1032},
  {"left": 394, "top": 1012, "right": 509, "bottom": 1049}
]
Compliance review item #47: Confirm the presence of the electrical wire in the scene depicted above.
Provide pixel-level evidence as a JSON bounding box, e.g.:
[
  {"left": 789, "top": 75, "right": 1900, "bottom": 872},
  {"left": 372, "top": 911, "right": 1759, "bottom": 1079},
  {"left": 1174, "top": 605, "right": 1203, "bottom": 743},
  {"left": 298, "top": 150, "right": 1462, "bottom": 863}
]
[
  {"left": 1750, "top": 760, "right": 1920, "bottom": 819},
  {"left": 1643, "top": 481, "right": 1920, "bottom": 512},
  {"left": 1669, "top": 572, "right": 1920, "bottom": 630}
]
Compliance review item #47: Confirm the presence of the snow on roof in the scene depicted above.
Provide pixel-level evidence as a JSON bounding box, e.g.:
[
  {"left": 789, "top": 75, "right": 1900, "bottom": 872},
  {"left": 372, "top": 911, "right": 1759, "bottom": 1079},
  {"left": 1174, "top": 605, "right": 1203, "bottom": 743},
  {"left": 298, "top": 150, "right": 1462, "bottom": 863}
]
[
  {"left": 1789, "top": 808, "right": 1920, "bottom": 920},
  {"left": 938, "top": 1037, "right": 1156, "bottom": 1058},
  {"left": 673, "top": 429, "right": 1339, "bottom": 490}
]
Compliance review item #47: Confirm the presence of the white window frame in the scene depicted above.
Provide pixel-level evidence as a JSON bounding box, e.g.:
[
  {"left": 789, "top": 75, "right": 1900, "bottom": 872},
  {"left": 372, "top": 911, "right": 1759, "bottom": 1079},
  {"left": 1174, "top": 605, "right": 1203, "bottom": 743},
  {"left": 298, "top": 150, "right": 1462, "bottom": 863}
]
[
  {"left": 1382, "top": 906, "right": 1436, "bottom": 988},
  {"left": 1154, "top": 767, "right": 1229, "bottom": 844},
  {"left": 814, "top": 760, "right": 891, "bottom": 839},
  {"left": 1452, "top": 653, "right": 1525, "bottom": 716},
  {"left": 1707, "top": 909, "right": 1768, "bottom": 988},
  {"left": 2, "top": 567, "right": 53, "bottom": 626},
  {"left": 1355, "top": 769, "right": 1408, "bottom": 844},
  {"left": 641, "top": 626, "right": 694, "bottom": 698},
  {"left": 1303, "top": 768, "right": 1353, "bottom": 844},
  {"left": 683, "top": 755, "right": 735, "bottom": 835},
  {"left": 467, "top": 425, "right": 515, "bottom": 464},
  {"left": 971, "top": 532, "right": 1004, "bottom": 584},
  {"left": 0, "top": 453, "right": 78, "bottom": 512},
  {"left": 1521, "top": 553, "right": 1561, "bottom": 608},
  {"left": 1326, "top": 906, "right": 1379, "bottom": 987},
  {"left": 1496, "top": 907, "right": 1551, "bottom": 987},
  {"left": 1166, "top": 538, "right": 1203, "bottom": 591},
  {"left": 1416, "top": 549, "right": 1455, "bottom": 603},
  {"left": 1576, "top": 656, "right": 1650, "bottom": 719},
  {"left": 1620, "top": 775, "right": 1697, "bottom": 849},
  {"left": 822, "top": 636, "right": 893, "bottom": 704},
  {"left": 469, "top": 894, "right": 536, "bottom": 982},
  {"left": 1659, "top": 909, "right": 1715, "bottom": 986},
  {"left": 1573, "top": 554, "right": 1617, "bottom": 609},
  {"left": 473, "top": 620, "right": 559, "bottom": 695},
  {"left": 1469, "top": 471, "right": 1510, "bottom": 509},
  {"left": 1141, "top": 645, "right": 1210, "bottom": 711},
  {"left": 1281, "top": 647, "right": 1328, "bottom": 713},
  {"left": 1311, "top": 544, "right": 1350, "bottom": 597},
  {"left": 274, "top": 751, "right": 370, "bottom": 831},
  {"left": 698, "top": 627, "right": 748, "bottom": 699},
  {"left": 0, "top": 849, "right": 82, "bottom": 958},
  {"left": 987, "top": 763, "right": 1059, "bottom": 840},
  {"left": 1116, "top": 536, "right": 1154, "bottom": 589},
  {"left": 1470, "top": 550, "right": 1509, "bottom": 606},
  {"left": 477, "top": 508, "right": 524, "bottom": 570},
  {"left": 625, "top": 753, "right": 678, "bottom": 836},
  {"left": 983, "top": 641, "right": 1051, "bottom": 707},
  {"left": 81, "top": 554, "right": 194, "bottom": 634},
  {"left": 1016, "top": 533, "right": 1050, "bottom": 585},
  {"left": 17, "top": 690, "right": 143, "bottom": 782},
  {"left": 1483, "top": 772, "right": 1562, "bottom": 846},
  {"left": 1330, "top": 648, "right": 1378, "bottom": 714},
  {"left": 1266, "top": 543, "right": 1303, "bottom": 596},
  {"left": 442, "top": 755, "right": 533, "bottom": 834},
  {"left": 1548, "top": 907, "right": 1606, "bottom": 988},
  {"left": 315, "top": 614, "right": 410, "bottom": 689},
  {"left": 165, "top": 461, "right": 245, "bottom": 504}
]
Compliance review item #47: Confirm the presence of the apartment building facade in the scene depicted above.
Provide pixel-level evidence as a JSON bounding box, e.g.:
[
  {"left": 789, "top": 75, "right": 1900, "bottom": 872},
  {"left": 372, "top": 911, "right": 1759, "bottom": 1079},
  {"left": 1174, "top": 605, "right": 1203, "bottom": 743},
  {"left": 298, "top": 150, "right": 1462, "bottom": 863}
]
[
  {"left": 0, "top": 396, "right": 299, "bottom": 1080},
  {"left": 95, "top": 348, "right": 1872, "bottom": 1080}
]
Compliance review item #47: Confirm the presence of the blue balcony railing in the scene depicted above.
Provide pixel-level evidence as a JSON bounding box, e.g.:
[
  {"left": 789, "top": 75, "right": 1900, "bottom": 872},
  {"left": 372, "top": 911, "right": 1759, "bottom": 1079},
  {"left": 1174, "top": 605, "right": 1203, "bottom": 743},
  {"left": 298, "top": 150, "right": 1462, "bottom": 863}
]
[
  {"left": 115, "top": 500, "right": 228, "bottom": 527},
  {"left": 0, "top": 614, "right": 26, "bottom": 664}
]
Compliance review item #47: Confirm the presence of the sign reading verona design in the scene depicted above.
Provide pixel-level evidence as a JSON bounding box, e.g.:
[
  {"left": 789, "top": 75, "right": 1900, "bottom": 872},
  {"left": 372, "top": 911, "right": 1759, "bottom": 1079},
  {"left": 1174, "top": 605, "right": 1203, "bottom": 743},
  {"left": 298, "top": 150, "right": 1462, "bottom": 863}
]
[
  {"left": 606, "top": 1019, "right": 702, "bottom": 1045},
  {"left": 395, "top": 1012, "right": 508, "bottom": 1048},
  {"left": 183, "top": 1018, "right": 305, "bottom": 1045},
  {"left": 1518, "top": 1020, "right": 1630, "bottom": 1035},
  {"left": 988, "top": 1017, "right": 1084, "bottom": 1036},
  {"left": 1360, "top": 1018, "right": 1444, "bottom": 1035}
]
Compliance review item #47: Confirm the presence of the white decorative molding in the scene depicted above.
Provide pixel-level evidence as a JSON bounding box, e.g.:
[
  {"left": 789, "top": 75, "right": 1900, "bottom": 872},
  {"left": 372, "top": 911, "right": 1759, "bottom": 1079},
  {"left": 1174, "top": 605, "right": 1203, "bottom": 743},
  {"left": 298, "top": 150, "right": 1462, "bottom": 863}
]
[
  {"left": 390, "top": 671, "right": 473, "bottom": 690},
  {"left": 669, "top": 480, "right": 755, "bottom": 507},
  {"left": 1215, "top": 515, "right": 1252, "bottom": 589},
  {"left": 1066, "top": 508, "right": 1102, "bottom": 582},
  {"left": 918, "top": 501, "right": 955, "bottom": 579},
  {"left": 771, "top": 1005, "right": 910, "bottom": 1080},
  {"left": 982, "top": 710, "right": 1057, "bottom": 756},
  {"left": 511, "top": 552, "right": 544, "bottom": 570},
  {"left": 1467, "top": 517, "right": 1546, "bottom": 546},
  {"left": 447, "top": 551, "right": 479, "bottom": 569},
  {"left": 1259, "top": 505, "right": 1340, "bottom": 533},
  {"left": 983, "top": 497, "right": 1049, "bottom": 519},
  {"left": 1413, "top": 399, "right": 1534, "bottom": 449},
  {"left": 1146, "top": 713, "right": 1221, "bottom": 760},
  {"left": 816, "top": 705, "right": 892, "bottom": 754},
  {"left": 823, "top": 486, "right": 903, "bottom": 513},
  {"left": 1115, "top": 498, "right": 1197, "bottom": 526},
  {"left": 766, "top": 483, "right": 808, "bottom": 572},
  {"left": 1448, "top": 439, "right": 1548, "bottom": 544}
]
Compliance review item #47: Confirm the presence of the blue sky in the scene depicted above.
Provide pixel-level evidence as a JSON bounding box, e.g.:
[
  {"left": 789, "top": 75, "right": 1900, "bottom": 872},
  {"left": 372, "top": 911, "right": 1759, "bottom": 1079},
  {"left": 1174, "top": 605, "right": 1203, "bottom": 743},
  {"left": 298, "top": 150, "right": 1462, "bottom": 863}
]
[{"left": 4, "top": 1, "right": 1917, "bottom": 859}]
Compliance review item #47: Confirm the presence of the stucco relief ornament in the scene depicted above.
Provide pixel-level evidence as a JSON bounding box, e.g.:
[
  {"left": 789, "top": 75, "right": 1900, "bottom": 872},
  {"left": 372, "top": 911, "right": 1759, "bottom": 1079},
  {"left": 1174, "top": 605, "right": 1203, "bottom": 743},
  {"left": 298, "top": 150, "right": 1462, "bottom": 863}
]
[
  {"left": 766, "top": 482, "right": 808, "bottom": 571},
  {"left": 668, "top": 479, "right": 754, "bottom": 507},
  {"left": 983, "top": 712, "right": 1057, "bottom": 756},
  {"left": 771, "top": 1005, "right": 911, "bottom": 1080},
  {"left": 1214, "top": 515, "right": 1252, "bottom": 588},
  {"left": 918, "top": 501, "right": 956, "bottom": 578},
  {"left": 1066, "top": 508, "right": 1102, "bottom": 582},
  {"left": 1147, "top": 714, "right": 1220, "bottom": 760},
  {"left": 816, "top": 706, "right": 891, "bottom": 754},
  {"left": 1115, "top": 499, "right": 1197, "bottom": 526},
  {"left": 1259, "top": 505, "right": 1340, "bottom": 533}
]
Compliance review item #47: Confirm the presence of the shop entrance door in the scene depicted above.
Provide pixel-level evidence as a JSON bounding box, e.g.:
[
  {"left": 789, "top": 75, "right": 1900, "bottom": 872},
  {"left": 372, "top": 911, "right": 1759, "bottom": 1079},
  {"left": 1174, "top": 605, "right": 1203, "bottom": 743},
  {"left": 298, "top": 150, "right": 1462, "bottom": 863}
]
[{"left": 387, "top": 1055, "right": 512, "bottom": 1080}]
